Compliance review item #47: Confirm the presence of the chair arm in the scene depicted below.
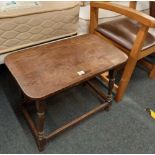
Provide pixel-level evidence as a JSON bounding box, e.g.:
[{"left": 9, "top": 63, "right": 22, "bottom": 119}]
[{"left": 90, "top": 2, "right": 155, "bottom": 28}]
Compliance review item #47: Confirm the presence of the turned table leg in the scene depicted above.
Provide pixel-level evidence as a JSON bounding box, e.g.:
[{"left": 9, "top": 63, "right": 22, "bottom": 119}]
[
  {"left": 106, "top": 69, "right": 115, "bottom": 110},
  {"left": 36, "top": 100, "right": 47, "bottom": 151}
]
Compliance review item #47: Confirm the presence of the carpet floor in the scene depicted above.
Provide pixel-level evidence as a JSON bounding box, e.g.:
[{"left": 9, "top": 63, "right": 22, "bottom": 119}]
[{"left": 0, "top": 64, "right": 155, "bottom": 153}]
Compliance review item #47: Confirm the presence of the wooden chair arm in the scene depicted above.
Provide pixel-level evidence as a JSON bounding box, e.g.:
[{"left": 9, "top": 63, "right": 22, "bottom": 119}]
[{"left": 90, "top": 2, "right": 155, "bottom": 28}]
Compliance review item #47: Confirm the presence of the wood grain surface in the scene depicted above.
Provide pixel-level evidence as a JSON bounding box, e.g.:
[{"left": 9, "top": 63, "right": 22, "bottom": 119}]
[{"left": 5, "top": 34, "right": 127, "bottom": 99}]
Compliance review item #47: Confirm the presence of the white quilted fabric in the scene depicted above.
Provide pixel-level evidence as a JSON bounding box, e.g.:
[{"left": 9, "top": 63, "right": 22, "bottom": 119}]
[
  {"left": 0, "top": 4, "right": 79, "bottom": 57},
  {"left": 0, "top": 1, "right": 41, "bottom": 12}
]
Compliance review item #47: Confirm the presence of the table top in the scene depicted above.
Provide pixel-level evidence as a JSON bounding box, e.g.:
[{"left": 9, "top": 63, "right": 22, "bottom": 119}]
[{"left": 5, "top": 34, "right": 128, "bottom": 100}]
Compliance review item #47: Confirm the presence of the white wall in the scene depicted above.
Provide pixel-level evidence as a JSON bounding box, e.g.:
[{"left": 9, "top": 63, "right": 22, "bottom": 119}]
[{"left": 79, "top": 1, "right": 149, "bottom": 20}]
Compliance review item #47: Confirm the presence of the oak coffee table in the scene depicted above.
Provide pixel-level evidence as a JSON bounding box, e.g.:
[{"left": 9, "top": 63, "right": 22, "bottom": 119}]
[{"left": 5, "top": 34, "right": 127, "bottom": 151}]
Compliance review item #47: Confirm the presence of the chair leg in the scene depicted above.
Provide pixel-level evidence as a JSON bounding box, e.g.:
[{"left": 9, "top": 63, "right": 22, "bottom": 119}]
[
  {"left": 138, "top": 59, "right": 155, "bottom": 79},
  {"left": 115, "top": 57, "right": 137, "bottom": 102},
  {"left": 149, "top": 65, "right": 155, "bottom": 79}
]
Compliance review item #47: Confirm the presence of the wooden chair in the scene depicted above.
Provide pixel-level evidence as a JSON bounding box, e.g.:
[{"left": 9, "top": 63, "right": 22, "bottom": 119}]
[
  {"left": 140, "top": 1, "right": 155, "bottom": 79},
  {"left": 90, "top": 1, "right": 155, "bottom": 102}
]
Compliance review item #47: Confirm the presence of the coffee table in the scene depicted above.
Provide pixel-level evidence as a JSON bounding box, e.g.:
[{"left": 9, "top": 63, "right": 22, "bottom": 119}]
[{"left": 5, "top": 34, "right": 127, "bottom": 151}]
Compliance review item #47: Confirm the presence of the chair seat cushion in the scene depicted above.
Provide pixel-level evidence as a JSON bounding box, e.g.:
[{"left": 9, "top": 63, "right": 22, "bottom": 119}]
[{"left": 96, "top": 17, "right": 155, "bottom": 51}]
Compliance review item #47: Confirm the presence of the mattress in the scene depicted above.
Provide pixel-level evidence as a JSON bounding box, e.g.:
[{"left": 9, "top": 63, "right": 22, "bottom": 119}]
[{"left": 0, "top": 1, "right": 80, "bottom": 57}]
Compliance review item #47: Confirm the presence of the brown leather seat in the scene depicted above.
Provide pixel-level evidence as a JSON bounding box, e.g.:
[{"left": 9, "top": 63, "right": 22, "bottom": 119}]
[
  {"left": 90, "top": 1, "right": 155, "bottom": 102},
  {"left": 96, "top": 17, "right": 155, "bottom": 51}
]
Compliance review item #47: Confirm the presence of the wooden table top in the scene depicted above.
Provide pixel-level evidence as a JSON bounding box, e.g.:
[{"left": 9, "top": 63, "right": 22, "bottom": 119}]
[{"left": 5, "top": 34, "right": 128, "bottom": 100}]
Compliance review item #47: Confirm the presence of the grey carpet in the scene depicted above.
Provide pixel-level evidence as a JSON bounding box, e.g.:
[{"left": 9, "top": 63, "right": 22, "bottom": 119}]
[{"left": 0, "top": 64, "right": 155, "bottom": 153}]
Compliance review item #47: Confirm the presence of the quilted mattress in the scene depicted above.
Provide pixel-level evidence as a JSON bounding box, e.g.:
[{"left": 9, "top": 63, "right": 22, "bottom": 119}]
[{"left": 0, "top": 1, "right": 80, "bottom": 63}]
